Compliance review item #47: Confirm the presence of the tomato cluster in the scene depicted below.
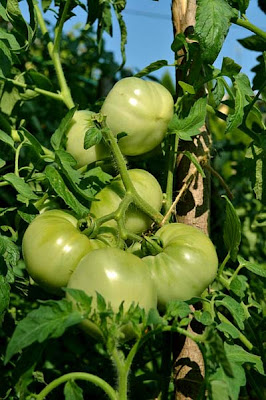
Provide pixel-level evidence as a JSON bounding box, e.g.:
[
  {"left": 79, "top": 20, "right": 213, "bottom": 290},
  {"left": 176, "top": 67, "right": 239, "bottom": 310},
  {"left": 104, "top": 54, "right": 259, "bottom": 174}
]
[{"left": 22, "top": 77, "right": 218, "bottom": 340}]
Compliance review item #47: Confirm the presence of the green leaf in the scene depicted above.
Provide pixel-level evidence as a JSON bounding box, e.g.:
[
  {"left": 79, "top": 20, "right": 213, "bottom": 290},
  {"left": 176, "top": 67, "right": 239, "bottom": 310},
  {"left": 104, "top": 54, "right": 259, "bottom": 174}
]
[
  {"left": 168, "top": 97, "right": 207, "bottom": 140},
  {"left": 0, "top": 130, "right": 14, "bottom": 148},
  {"left": 166, "top": 300, "right": 191, "bottom": 319},
  {"left": 238, "top": 35, "right": 266, "bottom": 52},
  {"left": 225, "top": 73, "right": 254, "bottom": 134},
  {"left": 45, "top": 165, "right": 89, "bottom": 218},
  {"left": 215, "top": 295, "right": 246, "bottom": 330},
  {"left": 229, "top": 275, "right": 247, "bottom": 298},
  {"left": 178, "top": 81, "right": 195, "bottom": 94},
  {"left": 65, "top": 288, "right": 93, "bottom": 315},
  {"left": 222, "top": 195, "right": 241, "bottom": 261},
  {"left": 113, "top": 2, "right": 127, "bottom": 69},
  {"left": 0, "top": 40, "right": 13, "bottom": 77},
  {"left": 64, "top": 381, "right": 83, "bottom": 400},
  {"left": 221, "top": 57, "right": 242, "bottom": 78},
  {"left": 195, "top": 0, "right": 235, "bottom": 64},
  {"left": 217, "top": 322, "right": 241, "bottom": 340},
  {"left": 209, "top": 379, "right": 230, "bottom": 400},
  {"left": 245, "top": 143, "right": 266, "bottom": 204},
  {"left": 225, "top": 343, "right": 264, "bottom": 375},
  {"left": 55, "top": 150, "right": 95, "bottom": 201},
  {"left": 238, "top": 256, "right": 266, "bottom": 278},
  {"left": 194, "top": 310, "right": 213, "bottom": 326},
  {"left": 0, "top": 275, "right": 10, "bottom": 320},
  {"left": 96, "top": 291, "right": 107, "bottom": 313},
  {"left": 183, "top": 151, "right": 206, "bottom": 177},
  {"left": 3, "top": 173, "right": 39, "bottom": 201},
  {"left": 42, "top": 0, "right": 52, "bottom": 12},
  {"left": 84, "top": 127, "right": 103, "bottom": 150},
  {"left": 5, "top": 300, "right": 83, "bottom": 364},
  {"left": 146, "top": 308, "right": 166, "bottom": 327},
  {"left": 0, "top": 159, "right": 5, "bottom": 168},
  {"left": 171, "top": 32, "right": 188, "bottom": 53},
  {"left": 134, "top": 60, "right": 168, "bottom": 78},
  {"left": 21, "top": 128, "right": 44, "bottom": 155},
  {"left": 0, "top": 234, "right": 20, "bottom": 272},
  {"left": 50, "top": 107, "right": 77, "bottom": 151}
]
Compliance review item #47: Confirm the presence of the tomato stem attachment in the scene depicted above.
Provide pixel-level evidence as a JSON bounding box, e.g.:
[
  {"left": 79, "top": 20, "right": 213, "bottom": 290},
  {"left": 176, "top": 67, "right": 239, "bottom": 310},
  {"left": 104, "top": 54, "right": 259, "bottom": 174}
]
[{"left": 101, "top": 125, "right": 164, "bottom": 226}]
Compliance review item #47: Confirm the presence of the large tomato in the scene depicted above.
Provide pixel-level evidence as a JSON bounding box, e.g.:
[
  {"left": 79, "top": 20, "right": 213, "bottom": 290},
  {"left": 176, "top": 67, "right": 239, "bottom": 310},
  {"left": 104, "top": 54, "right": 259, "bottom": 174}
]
[
  {"left": 67, "top": 247, "right": 157, "bottom": 340},
  {"left": 66, "top": 110, "right": 108, "bottom": 168},
  {"left": 101, "top": 77, "right": 174, "bottom": 156},
  {"left": 22, "top": 210, "right": 107, "bottom": 293},
  {"left": 142, "top": 223, "right": 218, "bottom": 309},
  {"left": 90, "top": 169, "right": 163, "bottom": 234}
]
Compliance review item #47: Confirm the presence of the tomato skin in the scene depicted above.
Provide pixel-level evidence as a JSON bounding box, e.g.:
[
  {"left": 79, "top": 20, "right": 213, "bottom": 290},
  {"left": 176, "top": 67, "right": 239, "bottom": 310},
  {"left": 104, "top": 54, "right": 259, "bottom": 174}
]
[
  {"left": 90, "top": 169, "right": 163, "bottom": 234},
  {"left": 101, "top": 77, "right": 174, "bottom": 156},
  {"left": 66, "top": 110, "right": 108, "bottom": 168},
  {"left": 22, "top": 210, "right": 106, "bottom": 293},
  {"left": 142, "top": 223, "right": 218, "bottom": 309},
  {"left": 67, "top": 247, "right": 157, "bottom": 340}
]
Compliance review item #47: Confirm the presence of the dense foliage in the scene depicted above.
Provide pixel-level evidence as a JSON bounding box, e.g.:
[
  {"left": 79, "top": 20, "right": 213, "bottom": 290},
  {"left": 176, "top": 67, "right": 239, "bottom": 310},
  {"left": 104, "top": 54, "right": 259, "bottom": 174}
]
[{"left": 0, "top": 1, "right": 265, "bottom": 399}]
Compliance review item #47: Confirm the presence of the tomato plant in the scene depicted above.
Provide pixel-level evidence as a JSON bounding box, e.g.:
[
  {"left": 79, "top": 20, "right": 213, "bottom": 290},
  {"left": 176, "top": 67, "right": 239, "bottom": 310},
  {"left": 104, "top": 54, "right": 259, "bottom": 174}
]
[
  {"left": 90, "top": 168, "right": 163, "bottom": 234},
  {"left": 67, "top": 247, "right": 157, "bottom": 340},
  {"left": 101, "top": 77, "right": 174, "bottom": 156},
  {"left": 142, "top": 223, "right": 218, "bottom": 309},
  {"left": 22, "top": 210, "right": 107, "bottom": 293},
  {"left": 66, "top": 110, "right": 109, "bottom": 168}
]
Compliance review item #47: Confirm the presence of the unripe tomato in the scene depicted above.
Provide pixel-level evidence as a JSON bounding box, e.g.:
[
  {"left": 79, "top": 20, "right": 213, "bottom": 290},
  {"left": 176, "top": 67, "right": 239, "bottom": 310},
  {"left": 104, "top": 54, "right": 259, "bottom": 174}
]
[
  {"left": 90, "top": 169, "right": 163, "bottom": 234},
  {"left": 67, "top": 247, "right": 157, "bottom": 340},
  {"left": 22, "top": 210, "right": 107, "bottom": 293},
  {"left": 66, "top": 110, "right": 108, "bottom": 168},
  {"left": 143, "top": 223, "right": 218, "bottom": 309},
  {"left": 101, "top": 77, "right": 174, "bottom": 156}
]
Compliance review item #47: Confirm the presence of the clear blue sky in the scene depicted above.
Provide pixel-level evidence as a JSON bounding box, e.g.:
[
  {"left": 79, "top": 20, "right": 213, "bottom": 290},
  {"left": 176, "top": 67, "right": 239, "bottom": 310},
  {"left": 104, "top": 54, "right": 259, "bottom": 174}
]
[{"left": 20, "top": 0, "right": 265, "bottom": 85}]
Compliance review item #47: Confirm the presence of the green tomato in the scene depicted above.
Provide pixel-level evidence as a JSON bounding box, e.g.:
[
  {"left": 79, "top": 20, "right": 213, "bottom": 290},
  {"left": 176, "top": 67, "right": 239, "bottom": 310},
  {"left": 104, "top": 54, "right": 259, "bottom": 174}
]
[
  {"left": 142, "top": 223, "right": 218, "bottom": 309},
  {"left": 67, "top": 247, "right": 157, "bottom": 340},
  {"left": 101, "top": 77, "right": 174, "bottom": 156},
  {"left": 90, "top": 169, "right": 163, "bottom": 234},
  {"left": 22, "top": 210, "right": 106, "bottom": 293},
  {"left": 66, "top": 110, "right": 109, "bottom": 168}
]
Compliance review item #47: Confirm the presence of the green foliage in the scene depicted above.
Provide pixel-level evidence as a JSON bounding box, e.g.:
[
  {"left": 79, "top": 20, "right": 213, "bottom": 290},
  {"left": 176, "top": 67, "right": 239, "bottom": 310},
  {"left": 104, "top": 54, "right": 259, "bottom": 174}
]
[{"left": 0, "top": 0, "right": 265, "bottom": 399}]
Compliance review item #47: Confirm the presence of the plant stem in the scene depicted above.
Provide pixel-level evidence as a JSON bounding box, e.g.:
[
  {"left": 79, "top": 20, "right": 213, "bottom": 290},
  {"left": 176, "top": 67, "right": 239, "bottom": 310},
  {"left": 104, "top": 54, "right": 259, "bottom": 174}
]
[
  {"left": 102, "top": 128, "right": 164, "bottom": 225},
  {"left": 34, "top": 3, "right": 75, "bottom": 109},
  {"left": 218, "top": 252, "right": 231, "bottom": 276},
  {"left": 35, "top": 372, "right": 117, "bottom": 400},
  {"left": 1, "top": 77, "right": 63, "bottom": 102},
  {"left": 111, "top": 348, "right": 128, "bottom": 400},
  {"left": 163, "top": 134, "right": 179, "bottom": 218},
  {"left": 218, "top": 312, "right": 253, "bottom": 350},
  {"left": 232, "top": 17, "right": 266, "bottom": 40}
]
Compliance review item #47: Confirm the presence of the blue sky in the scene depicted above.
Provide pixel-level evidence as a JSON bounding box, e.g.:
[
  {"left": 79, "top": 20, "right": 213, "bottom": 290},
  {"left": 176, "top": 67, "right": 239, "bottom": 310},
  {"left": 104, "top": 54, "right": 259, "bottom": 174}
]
[{"left": 20, "top": 0, "right": 265, "bottom": 84}]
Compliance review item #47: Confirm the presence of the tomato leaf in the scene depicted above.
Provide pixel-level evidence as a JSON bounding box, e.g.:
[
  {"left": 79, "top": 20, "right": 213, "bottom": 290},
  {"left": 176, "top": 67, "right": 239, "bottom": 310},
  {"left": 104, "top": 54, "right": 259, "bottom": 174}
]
[
  {"left": 183, "top": 151, "right": 206, "bottom": 177},
  {"left": 237, "top": 256, "right": 266, "bottom": 278},
  {"left": 168, "top": 97, "right": 207, "bottom": 140},
  {"left": 64, "top": 381, "right": 83, "bottom": 400},
  {"left": 195, "top": 0, "right": 236, "bottom": 64},
  {"left": 45, "top": 165, "right": 89, "bottom": 217},
  {"left": 222, "top": 195, "right": 241, "bottom": 261},
  {"left": 238, "top": 35, "right": 266, "bottom": 52},
  {"left": 221, "top": 57, "right": 242, "bottom": 78},
  {"left": 215, "top": 295, "right": 246, "bottom": 330},
  {"left": 50, "top": 106, "right": 77, "bottom": 151},
  {"left": 0, "top": 130, "right": 15, "bottom": 148},
  {"left": 245, "top": 142, "right": 266, "bottom": 204},
  {"left": 134, "top": 60, "right": 168, "bottom": 78},
  {"left": 0, "top": 275, "right": 10, "bottom": 321},
  {"left": 3, "top": 173, "right": 39, "bottom": 202},
  {"left": 5, "top": 300, "right": 83, "bottom": 364},
  {"left": 84, "top": 127, "right": 102, "bottom": 150}
]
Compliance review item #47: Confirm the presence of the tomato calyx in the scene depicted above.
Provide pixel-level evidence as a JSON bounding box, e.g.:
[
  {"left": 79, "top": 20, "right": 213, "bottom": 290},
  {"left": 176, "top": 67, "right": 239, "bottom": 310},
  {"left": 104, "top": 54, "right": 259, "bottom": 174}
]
[{"left": 141, "top": 235, "right": 164, "bottom": 256}]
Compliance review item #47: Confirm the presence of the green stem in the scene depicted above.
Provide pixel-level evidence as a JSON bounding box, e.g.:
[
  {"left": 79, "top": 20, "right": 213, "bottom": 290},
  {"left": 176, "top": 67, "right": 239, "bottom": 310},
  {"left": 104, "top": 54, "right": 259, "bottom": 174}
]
[
  {"left": 217, "top": 312, "right": 253, "bottom": 350},
  {"left": 34, "top": 3, "right": 74, "bottom": 109},
  {"left": 232, "top": 17, "right": 266, "bottom": 40},
  {"left": 111, "top": 348, "right": 128, "bottom": 400},
  {"left": 221, "top": 77, "right": 235, "bottom": 100},
  {"left": 163, "top": 134, "right": 179, "bottom": 218},
  {"left": 15, "top": 142, "right": 24, "bottom": 176},
  {"left": 228, "top": 263, "right": 244, "bottom": 285},
  {"left": 218, "top": 252, "right": 231, "bottom": 276},
  {"left": 102, "top": 128, "right": 164, "bottom": 225},
  {"left": 35, "top": 372, "right": 117, "bottom": 400},
  {"left": 1, "top": 77, "right": 63, "bottom": 102}
]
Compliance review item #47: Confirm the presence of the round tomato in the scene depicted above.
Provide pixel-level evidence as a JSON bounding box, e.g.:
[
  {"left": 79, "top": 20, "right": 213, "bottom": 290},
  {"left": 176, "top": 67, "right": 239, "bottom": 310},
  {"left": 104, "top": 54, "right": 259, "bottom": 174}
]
[
  {"left": 66, "top": 110, "right": 109, "bottom": 168},
  {"left": 67, "top": 247, "right": 157, "bottom": 340},
  {"left": 22, "top": 210, "right": 107, "bottom": 293},
  {"left": 101, "top": 77, "right": 174, "bottom": 156},
  {"left": 142, "top": 223, "right": 218, "bottom": 309},
  {"left": 90, "top": 169, "right": 163, "bottom": 234}
]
